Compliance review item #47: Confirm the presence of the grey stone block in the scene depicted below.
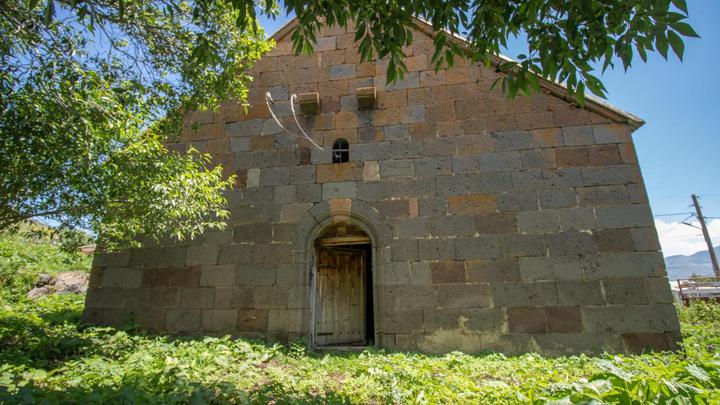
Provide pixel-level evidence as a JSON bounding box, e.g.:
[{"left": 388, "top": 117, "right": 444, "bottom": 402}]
[
  {"left": 512, "top": 169, "right": 543, "bottom": 191},
  {"left": 542, "top": 168, "right": 584, "bottom": 188},
  {"left": 644, "top": 277, "right": 674, "bottom": 304},
  {"left": 186, "top": 245, "right": 219, "bottom": 266},
  {"left": 520, "top": 149, "right": 557, "bottom": 169},
  {"left": 202, "top": 309, "right": 238, "bottom": 332},
  {"left": 268, "top": 85, "right": 289, "bottom": 100},
  {"left": 395, "top": 218, "right": 428, "bottom": 238},
  {"left": 539, "top": 188, "right": 577, "bottom": 209},
  {"left": 218, "top": 244, "right": 254, "bottom": 265},
  {"left": 260, "top": 167, "right": 291, "bottom": 186},
  {"left": 384, "top": 124, "right": 409, "bottom": 141},
  {"left": 498, "top": 191, "right": 538, "bottom": 211},
  {"left": 452, "top": 156, "right": 479, "bottom": 174},
  {"left": 419, "top": 197, "right": 447, "bottom": 217},
  {"left": 230, "top": 137, "right": 251, "bottom": 152},
  {"left": 603, "top": 278, "right": 649, "bottom": 305},
  {"left": 467, "top": 172, "right": 514, "bottom": 193},
  {"left": 234, "top": 223, "right": 272, "bottom": 244},
  {"left": 518, "top": 210, "right": 561, "bottom": 233},
  {"left": 380, "top": 159, "right": 414, "bottom": 179},
  {"left": 290, "top": 166, "right": 316, "bottom": 184},
  {"left": 236, "top": 268, "right": 276, "bottom": 286},
  {"left": 330, "top": 64, "right": 356, "bottom": 80},
  {"left": 499, "top": 234, "right": 547, "bottom": 257},
  {"left": 581, "top": 166, "right": 641, "bottom": 187},
  {"left": 273, "top": 185, "right": 296, "bottom": 204},
  {"left": 477, "top": 151, "right": 522, "bottom": 172},
  {"left": 596, "top": 205, "right": 653, "bottom": 228},
  {"left": 556, "top": 207, "right": 597, "bottom": 231},
  {"left": 167, "top": 309, "right": 202, "bottom": 333},
  {"left": 581, "top": 304, "right": 678, "bottom": 333},
  {"left": 403, "top": 105, "right": 426, "bottom": 124},
  {"left": 226, "top": 119, "right": 263, "bottom": 137},
  {"left": 392, "top": 239, "right": 418, "bottom": 261},
  {"left": 454, "top": 236, "right": 501, "bottom": 259},
  {"left": 583, "top": 252, "right": 665, "bottom": 279},
  {"left": 261, "top": 118, "right": 283, "bottom": 135},
  {"left": 101, "top": 268, "right": 143, "bottom": 289},
  {"left": 389, "top": 140, "right": 424, "bottom": 159},
  {"left": 200, "top": 265, "right": 237, "bottom": 287},
  {"left": 578, "top": 185, "right": 629, "bottom": 207},
  {"left": 349, "top": 142, "right": 391, "bottom": 161},
  {"left": 562, "top": 125, "right": 594, "bottom": 146},
  {"left": 415, "top": 157, "right": 452, "bottom": 177},
  {"left": 436, "top": 284, "right": 492, "bottom": 309},
  {"left": 422, "top": 138, "right": 456, "bottom": 157},
  {"left": 519, "top": 256, "right": 584, "bottom": 281},
  {"left": 426, "top": 215, "right": 476, "bottom": 237},
  {"left": 492, "top": 281, "right": 558, "bottom": 306},
  {"left": 295, "top": 183, "right": 322, "bottom": 203},
  {"left": 436, "top": 175, "right": 469, "bottom": 195},
  {"left": 418, "top": 239, "right": 455, "bottom": 260},
  {"left": 378, "top": 71, "right": 419, "bottom": 90},
  {"left": 546, "top": 231, "right": 597, "bottom": 255},
  {"left": 493, "top": 131, "right": 533, "bottom": 151},
  {"left": 556, "top": 280, "right": 605, "bottom": 305},
  {"left": 322, "top": 182, "right": 357, "bottom": 199},
  {"left": 390, "top": 178, "right": 436, "bottom": 197},
  {"left": 357, "top": 181, "right": 390, "bottom": 201}
]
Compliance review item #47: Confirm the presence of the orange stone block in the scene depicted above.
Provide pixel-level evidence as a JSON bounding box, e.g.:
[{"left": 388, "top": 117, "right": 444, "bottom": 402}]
[{"left": 448, "top": 194, "right": 497, "bottom": 215}]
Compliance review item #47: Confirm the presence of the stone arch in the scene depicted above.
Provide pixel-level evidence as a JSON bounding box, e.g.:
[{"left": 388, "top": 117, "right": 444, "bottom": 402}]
[{"left": 295, "top": 199, "right": 392, "bottom": 346}]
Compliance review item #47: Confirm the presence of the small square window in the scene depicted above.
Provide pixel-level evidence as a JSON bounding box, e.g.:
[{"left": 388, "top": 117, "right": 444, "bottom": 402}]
[{"left": 332, "top": 138, "right": 349, "bottom": 163}]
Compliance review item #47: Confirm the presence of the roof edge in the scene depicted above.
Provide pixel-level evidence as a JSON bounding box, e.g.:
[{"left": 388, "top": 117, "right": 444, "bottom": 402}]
[{"left": 269, "top": 16, "right": 645, "bottom": 131}]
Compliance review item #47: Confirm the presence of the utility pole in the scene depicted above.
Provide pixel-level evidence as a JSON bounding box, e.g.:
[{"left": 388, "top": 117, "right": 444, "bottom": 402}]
[{"left": 691, "top": 194, "right": 720, "bottom": 277}]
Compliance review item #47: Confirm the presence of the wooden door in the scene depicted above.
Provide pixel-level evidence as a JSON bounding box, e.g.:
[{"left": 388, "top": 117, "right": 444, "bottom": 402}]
[{"left": 315, "top": 247, "right": 366, "bottom": 346}]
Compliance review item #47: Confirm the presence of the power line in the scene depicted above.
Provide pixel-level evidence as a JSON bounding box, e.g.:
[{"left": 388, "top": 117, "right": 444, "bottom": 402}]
[{"left": 653, "top": 212, "right": 694, "bottom": 217}]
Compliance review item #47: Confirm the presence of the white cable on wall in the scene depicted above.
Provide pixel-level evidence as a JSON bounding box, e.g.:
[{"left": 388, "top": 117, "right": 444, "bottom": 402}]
[{"left": 265, "top": 92, "right": 325, "bottom": 152}]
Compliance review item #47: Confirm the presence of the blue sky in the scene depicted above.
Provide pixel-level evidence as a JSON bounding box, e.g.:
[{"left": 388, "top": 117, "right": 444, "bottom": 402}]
[{"left": 258, "top": 3, "right": 720, "bottom": 256}]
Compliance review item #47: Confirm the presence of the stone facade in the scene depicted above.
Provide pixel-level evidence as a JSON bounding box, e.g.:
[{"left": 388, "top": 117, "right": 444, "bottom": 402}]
[{"left": 83, "top": 19, "right": 681, "bottom": 354}]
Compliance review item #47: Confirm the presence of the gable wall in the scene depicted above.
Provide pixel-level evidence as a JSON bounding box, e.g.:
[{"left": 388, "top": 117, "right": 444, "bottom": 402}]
[{"left": 83, "top": 22, "right": 681, "bottom": 354}]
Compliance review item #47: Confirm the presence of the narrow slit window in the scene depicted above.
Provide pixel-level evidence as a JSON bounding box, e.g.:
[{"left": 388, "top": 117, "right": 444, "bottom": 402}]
[{"left": 332, "top": 138, "right": 349, "bottom": 163}]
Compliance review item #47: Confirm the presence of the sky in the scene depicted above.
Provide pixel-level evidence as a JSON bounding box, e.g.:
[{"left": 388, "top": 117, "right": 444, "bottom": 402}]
[{"left": 257, "top": 4, "right": 720, "bottom": 257}]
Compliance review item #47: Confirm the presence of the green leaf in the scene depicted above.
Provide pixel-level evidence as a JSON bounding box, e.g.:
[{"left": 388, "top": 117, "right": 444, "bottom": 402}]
[
  {"left": 667, "top": 30, "right": 685, "bottom": 60},
  {"left": 670, "top": 21, "right": 700, "bottom": 38}
]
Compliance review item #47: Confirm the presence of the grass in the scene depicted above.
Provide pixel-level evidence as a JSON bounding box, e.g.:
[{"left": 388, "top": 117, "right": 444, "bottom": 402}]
[{"left": 0, "top": 233, "right": 719, "bottom": 404}]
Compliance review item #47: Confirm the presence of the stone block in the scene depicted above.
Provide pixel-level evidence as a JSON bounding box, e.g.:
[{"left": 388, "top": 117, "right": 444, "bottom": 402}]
[
  {"left": 583, "top": 252, "right": 665, "bottom": 279},
  {"left": 236, "top": 268, "right": 276, "bottom": 286},
  {"left": 142, "top": 266, "right": 201, "bottom": 288},
  {"left": 492, "top": 282, "right": 558, "bottom": 306},
  {"left": 581, "top": 166, "right": 641, "bottom": 187},
  {"left": 179, "top": 287, "right": 215, "bottom": 309},
  {"left": 542, "top": 168, "right": 584, "bottom": 188},
  {"left": 150, "top": 287, "right": 180, "bottom": 309},
  {"left": 436, "top": 175, "right": 469, "bottom": 195},
  {"left": 519, "top": 256, "right": 584, "bottom": 282},
  {"left": 202, "top": 309, "right": 238, "bottom": 332},
  {"left": 622, "top": 331, "right": 680, "bottom": 353},
  {"left": 101, "top": 268, "right": 143, "bottom": 289},
  {"left": 556, "top": 147, "right": 589, "bottom": 167},
  {"left": 226, "top": 119, "right": 263, "bottom": 137},
  {"left": 468, "top": 172, "right": 515, "bottom": 193},
  {"left": 218, "top": 244, "right": 254, "bottom": 265},
  {"left": 436, "top": 284, "right": 492, "bottom": 309},
  {"left": 556, "top": 280, "right": 605, "bottom": 305},
  {"left": 577, "top": 185, "right": 629, "bottom": 207},
  {"left": 507, "top": 307, "right": 546, "bottom": 333},
  {"left": 392, "top": 239, "right": 418, "bottom": 261},
  {"left": 581, "top": 304, "right": 678, "bottom": 333},
  {"left": 382, "top": 262, "right": 411, "bottom": 285},
  {"left": 562, "top": 125, "right": 594, "bottom": 146},
  {"left": 430, "top": 260, "right": 466, "bottom": 284},
  {"left": 452, "top": 156, "right": 479, "bottom": 174},
  {"left": 596, "top": 205, "right": 653, "bottom": 228},
  {"left": 499, "top": 234, "right": 547, "bottom": 257},
  {"left": 200, "top": 266, "right": 237, "bottom": 287},
  {"left": 237, "top": 309, "right": 268, "bottom": 332},
  {"left": 415, "top": 157, "right": 452, "bottom": 177},
  {"left": 383, "top": 124, "right": 409, "bottom": 141},
  {"left": 593, "top": 124, "right": 631, "bottom": 144},
  {"left": 290, "top": 166, "right": 316, "bottom": 184},
  {"left": 94, "top": 252, "right": 130, "bottom": 268},
  {"left": 130, "top": 247, "right": 187, "bottom": 268},
  {"left": 280, "top": 203, "right": 313, "bottom": 223},
  {"left": 316, "top": 162, "right": 363, "bottom": 183},
  {"left": 497, "top": 191, "right": 539, "bottom": 211},
  {"left": 644, "top": 277, "right": 674, "bottom": 304},
  {"left": 477, "top": 151, "right": 522, "bottom": 172},
  {"left": 260, "top": 167, "right": 291, "bottom": 186},
  {"left": 520, "top": 149, "right": 557, "bottom": 169},
  {"left": 466, "top": 258, "right": 521, "bottom": 282},
  {"left": 383, "top": 285, "right": 436, "bottom": 310},
  {"left": 556, "top": 207, "right": 597, "bottom": 231},
  {"left": 402, "top": 105, "right": 426, "bottom": 124},
  {"left": 322, "top": 181, "right": 357, "bottom": 199},
  {"left": 254, "top": 287, "right": 289, "bottom": 309},
  {"left": 186, "top": 245, "right": 218, "bottom": 266},
  {"left": 418, "top": 239, "right": 455, "bottom": 260},
  {"left": 631, "top": 228, "right": 662, "bottom": 251},
  {"left": 476, "top": 212, "right": 518, "bottom": 234},
  {"left": 546, "top": 231, "right": 597, "bottom": 255},
  {"left": 350, "top": 142, "right": 391, "bottom": 161},
  {"left": 461, "top": 308, "right": 504, "bottom": 331},
  {"left": 539, "top": 188, "right": 577, "bottom": 209},
  {"left": 517, "top": 210, "right": 561, "bottom": 233},
  {"left": 594, "top": 229, "right": 635, "bottom": 252},
  {"left": 454, "top": 236, "right": 501, "bottom": 260},
  {"left": 588, "top": 144, "right": 623, "bottom": 166},
  {"left": 382, "top": 308, "right": 424, "bottom": 333},
  {"left": 423, "top": 308, "right": 463, "bottom": 330},
  {"left": 546, "top": 306, "right": 583, "bottom": 333},
  {"left": 380, "top": 159, "right": 414, "bottom": 178},
  {"left": 410, "top": 261, "right": 432, "bottom": 285},
  {"left": 425, "top": 215, "right": 476, "bottom": 237},
  {"left": 395, "top": 217, "right": 428, "bottom": 238},
  {"left": 214, "top": 287, "right": 254, "bottom": 309},
  {"left": 166, "top": 309, "right": 202, "bottom": 333},
  {"left": 448, "top": 194, "right": 497, "bottom": 215},
  {"left": 603, "top": 278, "right": 649, "bottom": 305},
  {"left": 492, "top": 131, "right": 533, "bottom": 151}
]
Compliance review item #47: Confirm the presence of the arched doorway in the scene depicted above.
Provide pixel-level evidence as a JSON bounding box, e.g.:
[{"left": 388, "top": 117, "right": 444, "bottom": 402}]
[{"left": 312, "top": 222, "right": 374, "bottom": 347}]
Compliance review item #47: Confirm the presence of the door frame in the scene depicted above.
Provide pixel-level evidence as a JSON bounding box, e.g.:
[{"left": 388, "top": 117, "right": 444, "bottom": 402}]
[{"left": 307, "top": 219, "right": 378, "bottom": 348}]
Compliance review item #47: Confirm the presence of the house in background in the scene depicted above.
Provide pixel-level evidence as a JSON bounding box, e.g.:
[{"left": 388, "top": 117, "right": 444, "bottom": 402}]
[{"left": 84, "top": 18, "right": 681, "bottom": 354}]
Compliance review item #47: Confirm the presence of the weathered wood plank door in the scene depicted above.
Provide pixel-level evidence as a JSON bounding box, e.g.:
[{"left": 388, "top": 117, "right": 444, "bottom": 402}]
[{"left": 315, "top": 247, "right": 366, "bottom": 346}]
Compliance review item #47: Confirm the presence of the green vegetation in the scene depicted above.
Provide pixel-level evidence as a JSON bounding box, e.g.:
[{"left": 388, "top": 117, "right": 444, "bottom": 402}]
[{"left": 1, "top": 234, "right": 719, "bottom": 404}]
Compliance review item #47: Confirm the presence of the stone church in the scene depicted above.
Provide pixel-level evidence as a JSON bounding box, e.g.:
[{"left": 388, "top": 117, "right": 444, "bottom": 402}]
[{"left": 84, "top": 18, "right": 681, "bottom": 354}]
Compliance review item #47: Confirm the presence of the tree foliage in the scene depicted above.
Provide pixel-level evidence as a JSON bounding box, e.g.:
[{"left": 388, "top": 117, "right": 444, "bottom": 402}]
[
  {"left": 0, "top": 1, "right": 273, "bottom": 250},
  {"left": 284, "top": 0, "right": 698, "bottom": 102},
  {"left": 0, "top": 0, "right": 698, "bottom": 251}
]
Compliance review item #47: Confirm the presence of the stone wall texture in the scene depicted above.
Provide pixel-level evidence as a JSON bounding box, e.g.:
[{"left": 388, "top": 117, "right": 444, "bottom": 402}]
[{"left": 83, "top": 20, "right": 681, "bottom": 354}]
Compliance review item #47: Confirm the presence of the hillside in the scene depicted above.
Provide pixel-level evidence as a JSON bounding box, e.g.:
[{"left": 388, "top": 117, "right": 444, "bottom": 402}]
[
  {"left": 666, "top": 246, "right": 720, "bottom": 280},
  {"left": 0, "top": 233, "right": 719, "bottom": 403}
]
